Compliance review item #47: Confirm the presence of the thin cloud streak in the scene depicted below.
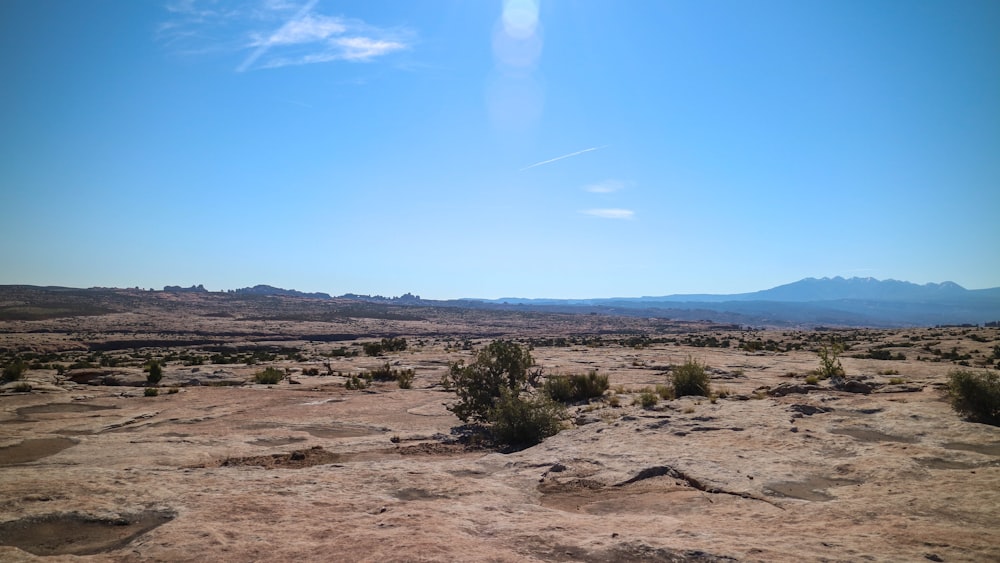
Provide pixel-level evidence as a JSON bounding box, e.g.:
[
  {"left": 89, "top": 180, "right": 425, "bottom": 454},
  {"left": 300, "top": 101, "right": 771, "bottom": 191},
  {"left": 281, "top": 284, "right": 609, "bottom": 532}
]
[
  {"left": 519, "top": 145, "right": 609, "bottom": 171},
  {"left": 585, "top": 179, "right": 624, "bottom": 193},
  {"left": 581, "top": 208, "right": 634, "bottom": 220},
  {"left": 160, "top": 0, "right": 411, "bottom": 72},
  {"left": 237, "top": 0, "right": 318, "bottom": 72}
]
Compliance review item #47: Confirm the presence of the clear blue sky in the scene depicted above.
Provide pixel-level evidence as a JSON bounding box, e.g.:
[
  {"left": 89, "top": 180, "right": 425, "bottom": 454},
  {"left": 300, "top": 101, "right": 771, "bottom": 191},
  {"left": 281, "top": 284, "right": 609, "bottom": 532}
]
[{"left": 2, "top": 1, "right": 998, "bottom": 299}]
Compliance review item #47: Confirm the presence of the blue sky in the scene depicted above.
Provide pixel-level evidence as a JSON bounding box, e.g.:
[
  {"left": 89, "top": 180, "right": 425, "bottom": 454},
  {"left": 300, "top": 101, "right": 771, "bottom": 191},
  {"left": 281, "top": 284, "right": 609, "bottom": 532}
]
[{"left": 2, "top": 0, "right": 998, "bottom": 299}]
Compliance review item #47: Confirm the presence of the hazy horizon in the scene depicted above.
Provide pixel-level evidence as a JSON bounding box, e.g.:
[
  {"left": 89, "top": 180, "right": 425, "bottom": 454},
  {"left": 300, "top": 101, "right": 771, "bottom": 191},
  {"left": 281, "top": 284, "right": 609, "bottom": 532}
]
[
  {"left": 6, "top": 275, "right": 999, "bottom": 303},
  {"left": 3, "top": 1, "right": 998, "bottom": 300}
]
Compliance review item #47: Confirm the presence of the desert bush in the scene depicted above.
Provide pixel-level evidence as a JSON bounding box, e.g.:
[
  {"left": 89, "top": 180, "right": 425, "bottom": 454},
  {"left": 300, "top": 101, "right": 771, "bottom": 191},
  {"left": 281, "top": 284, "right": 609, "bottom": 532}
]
[
  {"left": 302, "top": 367, "right": 320, "bottom": 376},
  {"left": 2, "top": 359, "right": 27, "bottom": 382},
  {"left": 544, "top": 371, "right": 608, "bottom": 403},
  {"left": 671, "top": 357, "right": 711, "bottom": 397},
  {"left": 817, "top": 341, "right": 846, "bottom": 381},
  {"left": 144, "top": 387, "right": 159, "bottom": 397},
  {"left": 948, "top": 369, "right": 1000, "bottom": 425},
  {"left": 487, "top": 389, "right": 564, "bottom": 447},
  {"left": 804, "top": 374, "right": 820, "bottom": 385},
  {"left": 369, "top": 362, "right": 397, "bottom": 381},
  {"left": 888, "top": 377, "right": 905, "bottom": 385},
  {"left": 635, "top": 392, "right": 659, "bottom": 408},
  {"left": 146, "top": 361, "right": 163, "bottom": 386},
  {"left": 396, "top": 369, "right": 414, "bottom": 389},
  {"left": 345, "top": 374, "right": 369, "bottom": 390},
  {"left": 655, "top": 384, "right": 674, "bottom": 400},
  {"left": 167, "top": 387, "right": 179, "bottom": 394},
  {"left": 13, "top": 382, "right": 32, "bottom": 393},
  {"left": 364, "top": 337, "right": 408, "bottom": 356},
  {"left": 447, "top": 340, "right": 537, "bottom": 424},
  {"left": 254, "top": 367, "right": 284, "bottom": 385}
]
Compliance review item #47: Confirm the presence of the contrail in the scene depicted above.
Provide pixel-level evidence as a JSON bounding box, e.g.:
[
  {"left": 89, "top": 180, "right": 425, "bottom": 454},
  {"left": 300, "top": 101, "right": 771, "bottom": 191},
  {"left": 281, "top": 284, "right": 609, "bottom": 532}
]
[
  {"left": 237, "top": 0, "right": 318, "bottom": 72},
  {"left": 519, "top": 145, "right": 609, "bottom": 171}
]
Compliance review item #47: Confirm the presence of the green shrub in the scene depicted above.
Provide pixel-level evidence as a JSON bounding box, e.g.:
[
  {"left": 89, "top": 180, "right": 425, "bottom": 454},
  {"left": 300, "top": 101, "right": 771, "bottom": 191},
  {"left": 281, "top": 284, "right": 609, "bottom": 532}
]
[
  {"left": 2, "top": 359, "right": 27, "bottom": 382},
  {"left": 635, "top": 392, "right": 659, "bottom": 408},
  {"left": 671, "top": 357, "right": 711, "bottom": 397},
  {"left": 948, "top": 369, "right": 1000, "bottom": 425},
  {"left": 144, "top": 387, "right": 159, "bottom": 397},
  {"left": 369, "top": 362, "right": 397, "bottom": 381},
  {"left": 396, "top": 369, "right": 414, "bottom": 389},
  {"left": 817, "top": 341, "right": 845, "bottom": 381},
  {"left": 544, "top": 371, "right": 608, "bottom": 403},
  {"left": 254, "top": 367, "right": 284, "bottom": 384},
  {"left": 488, "top": 389, "right": 564, "bottom": 447},
  {"left": 364, "top": 337, "right": 408, "bottom": 356},
  {"left": 167, "top": 387, "right": 179, "bottom": 394},
  {"left": 345, "top": 373, "right": 371, "bottom": 390},
  {"left": 146, "top": 361, "right": 163, "bottom": 386},
  {"left": 655, "top": 384, "right": 674, "bottom": 400},
  {"left": 804, "top": 374, "right": 819, "bottom": 385}
]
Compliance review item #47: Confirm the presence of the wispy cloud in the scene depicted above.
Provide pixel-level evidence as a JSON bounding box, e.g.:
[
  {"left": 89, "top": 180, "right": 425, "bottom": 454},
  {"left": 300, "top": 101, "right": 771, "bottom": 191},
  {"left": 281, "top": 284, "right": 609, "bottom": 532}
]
[
  {"left": 584, "top": 179, "right": 625, "bottom": 193},
  {"left": 160, "top": 1, "right": 412, "bottom": 72},
  {"left": 520, "top": 145, "right": 609, "bottom": 171},
  {"left": 581, "top": 208, "right": 635, "bottom": 220}
]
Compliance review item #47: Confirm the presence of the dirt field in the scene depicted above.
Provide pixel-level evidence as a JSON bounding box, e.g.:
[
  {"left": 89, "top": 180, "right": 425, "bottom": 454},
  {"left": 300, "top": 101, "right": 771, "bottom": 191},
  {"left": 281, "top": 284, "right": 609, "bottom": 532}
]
[{"left": 1, "top": 295, "right": 999, "bottom": 562}]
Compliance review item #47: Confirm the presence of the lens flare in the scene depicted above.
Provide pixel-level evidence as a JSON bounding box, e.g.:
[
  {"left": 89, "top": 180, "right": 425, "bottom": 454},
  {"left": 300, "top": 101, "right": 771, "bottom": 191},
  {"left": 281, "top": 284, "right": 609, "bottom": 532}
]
[{"left": 502, "top": 0, "right": 539, "bottom": 39}]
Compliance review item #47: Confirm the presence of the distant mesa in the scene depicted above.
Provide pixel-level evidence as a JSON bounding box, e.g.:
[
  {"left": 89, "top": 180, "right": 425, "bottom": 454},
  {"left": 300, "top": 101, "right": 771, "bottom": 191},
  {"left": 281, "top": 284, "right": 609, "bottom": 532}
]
[
  {"left": 162, "top": 284, "right": 207, "bottom": 293},
  {"left": 230, "top": 285, "right": 332, "bottom": 300}
]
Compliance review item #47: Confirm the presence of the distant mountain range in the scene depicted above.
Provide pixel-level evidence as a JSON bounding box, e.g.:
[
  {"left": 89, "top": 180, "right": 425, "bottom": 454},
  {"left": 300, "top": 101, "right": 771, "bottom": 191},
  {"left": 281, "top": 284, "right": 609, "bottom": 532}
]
[
  {"left": 479, "top": 277, "right": 1000, "bottom": 327},
  {"left": 4, "top": 277, "right": 997, "bottom": 328}
]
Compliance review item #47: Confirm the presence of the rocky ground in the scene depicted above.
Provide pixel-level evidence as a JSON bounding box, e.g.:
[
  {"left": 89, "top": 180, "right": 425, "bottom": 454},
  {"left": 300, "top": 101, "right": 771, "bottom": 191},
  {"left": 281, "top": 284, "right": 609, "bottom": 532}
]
[{"left": 1, "top": 302, "right": 999, "bottom": 562}]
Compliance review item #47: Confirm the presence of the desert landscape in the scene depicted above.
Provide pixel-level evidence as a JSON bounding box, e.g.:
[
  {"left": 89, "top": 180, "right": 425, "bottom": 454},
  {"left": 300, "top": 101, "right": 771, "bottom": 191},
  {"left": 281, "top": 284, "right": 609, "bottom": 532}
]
[{"left": 1, "top": 288, "right": 998, "bottom": 562}]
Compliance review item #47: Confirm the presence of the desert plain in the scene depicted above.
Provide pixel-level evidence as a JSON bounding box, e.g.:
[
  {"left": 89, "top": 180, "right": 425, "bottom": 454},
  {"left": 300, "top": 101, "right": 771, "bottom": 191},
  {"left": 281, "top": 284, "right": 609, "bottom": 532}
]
[{"left": 1, "top": 289, "right": 998, "bottom": 562}]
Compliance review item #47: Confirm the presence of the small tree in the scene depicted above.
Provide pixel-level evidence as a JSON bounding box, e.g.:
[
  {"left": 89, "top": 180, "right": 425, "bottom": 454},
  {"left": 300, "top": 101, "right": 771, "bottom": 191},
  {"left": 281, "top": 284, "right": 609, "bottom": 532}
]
[
  {"left": 446, "top": 340, "right": 562, "bottom": 447},
  {"left": 146, "top": 361, "right": 163, "bottom": 387},
  {"left": 447, "top": 340, "right": 536, "bottom": 423}
]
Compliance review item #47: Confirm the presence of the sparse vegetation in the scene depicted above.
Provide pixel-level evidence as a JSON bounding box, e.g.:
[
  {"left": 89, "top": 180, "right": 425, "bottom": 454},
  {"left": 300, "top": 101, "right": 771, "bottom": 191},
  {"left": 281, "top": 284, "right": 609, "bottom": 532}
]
[
  {"left": 635, "top": 392, "right": 659, "bottom": 408},
  {"left": 804, "top": 374, "right": 820, "bottom": 385},
  {"left": 345, "top": 374, "right": 370, "bottom": 390},
  {"left": 144, "top": 387, "right": 159, "bottom": 397},
  {"left": 363, "top": 337, "right": 408, "bottom": 356},
  {"left": 396, "top": 369, "right": 414, "bottom": 389},
  {"left": 947, "top": 369, "right": 1000, "bottom": 425},
  {"left": 543, "top": 371, "right": 608, "bottom": 403},
  {"left": 146, "top": 361, "right": 163, "bottom": 386},
  {"left": 817, "top": 340, "right": 846, "bottom": 381},
  {"left": 365, "top": 362, "right": 415, "bottom": 388},
  {"left": 254, "top": 367, "right": 284, "bottom": 385},
  {"left": 671, "top": 357, "right": 711, "bottom": 397},
  {"left": 2, "top": 359, "right": 27, "bottom": 382},
  {"left": 12, "top": 382, "right": 32, "bottom": 393}
]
